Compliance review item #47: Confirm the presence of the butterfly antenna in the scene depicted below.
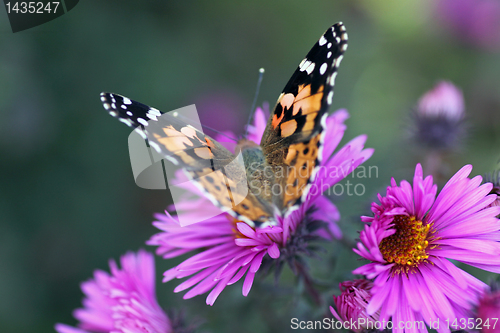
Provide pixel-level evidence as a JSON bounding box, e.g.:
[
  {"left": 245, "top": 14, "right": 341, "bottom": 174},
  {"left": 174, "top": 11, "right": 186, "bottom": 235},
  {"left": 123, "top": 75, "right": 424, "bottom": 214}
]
[{"left": 245, "top": 68, "right": 265, "bottom": 137}]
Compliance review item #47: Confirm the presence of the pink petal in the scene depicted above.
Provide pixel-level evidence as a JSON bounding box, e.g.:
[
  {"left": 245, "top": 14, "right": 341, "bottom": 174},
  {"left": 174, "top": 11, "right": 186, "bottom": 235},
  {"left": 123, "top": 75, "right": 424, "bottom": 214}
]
[
  {"left": 242, "top": 271, "right": 256, "bottom": 296},
  {"left": 54, "top": 324, "right": 91, "bottom": 333},
  {"left": 206, "top": 274, "right": 232, "bottom": 306},
  {"left": 267, "top": 242, "right": 280, "bottom": 259}
]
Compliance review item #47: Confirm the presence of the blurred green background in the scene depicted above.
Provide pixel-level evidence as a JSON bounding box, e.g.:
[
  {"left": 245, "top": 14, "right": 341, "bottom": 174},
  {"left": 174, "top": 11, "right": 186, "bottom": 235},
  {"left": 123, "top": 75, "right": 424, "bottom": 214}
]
[{"left": 1, "top": 0, "right": 500, "bottom": 332}]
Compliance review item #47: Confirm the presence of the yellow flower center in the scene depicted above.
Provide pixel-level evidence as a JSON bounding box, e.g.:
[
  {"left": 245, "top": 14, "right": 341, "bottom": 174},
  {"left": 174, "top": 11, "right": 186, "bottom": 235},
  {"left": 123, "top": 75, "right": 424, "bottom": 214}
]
[{"left": 379, "top": 215, "right": 431, "bottom": 268}]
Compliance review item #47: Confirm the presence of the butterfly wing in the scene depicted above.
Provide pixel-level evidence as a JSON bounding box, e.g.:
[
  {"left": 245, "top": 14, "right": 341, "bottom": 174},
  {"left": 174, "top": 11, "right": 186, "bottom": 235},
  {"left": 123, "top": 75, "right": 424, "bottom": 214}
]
[
  {"left": 101, "top": 93, "right": 275, "bottom": 226},
  {"left": 260, "top": 23, "right": 348, "bottom": 213}
]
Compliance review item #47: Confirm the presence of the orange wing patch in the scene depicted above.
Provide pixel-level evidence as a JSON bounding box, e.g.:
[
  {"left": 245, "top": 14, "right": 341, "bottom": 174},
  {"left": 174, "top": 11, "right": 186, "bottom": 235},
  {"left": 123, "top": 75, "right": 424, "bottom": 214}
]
[
  {"left": 271, "top": 93, "right": 287, "bottom": 129},
  {"left": 280, "top": 119, "right": 298, "bottom": 137},
  {"left": 193, "top": 147, "right": 213, "bottom": 159},
  {"left": 152, "top": 125, "right": 217, "bottom": 176},
  {"left": 232, "top": 197, "right": 273, "bottom": 224},
  {"left": 189, "top": 167, "right": 273, "bottom": 225},
  {"left": 154, "top": 134, "right": 194, "bottom": 152},
  {"left": 190, "top": 168, "right": 234, "bottom": 207},
  {"left": 271, "top": 84, "right": 324, "bottom": 133},
  {"left": 302, "top": 113, "right": 317, "bottom": 132},
  {"left": 282, "top": 133, "right": 321, "bottom": 208},
  {"left": 292, "top": 84, "right": 324, "bottom": 116},
  {"left": 154, "top": 125, "right": 207, "bottom": 152}
]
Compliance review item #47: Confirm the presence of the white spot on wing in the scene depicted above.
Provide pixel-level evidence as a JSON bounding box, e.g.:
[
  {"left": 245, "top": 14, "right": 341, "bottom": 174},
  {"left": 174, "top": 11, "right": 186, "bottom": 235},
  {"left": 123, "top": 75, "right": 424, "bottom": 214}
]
[
  {"left": 147, "top": 108, "right": 161, "bottom": 121},
  {"left": 149, "top": 108, "right": 161, "bottom": 116},
  {"left": 336, "top": 55, "right": 344, "bottom": 66},
  {"left": 165, "top": 155, "right": 178, "bottom": 165},
  {"left": 134, "top": 128, "right": 147, "bottom": 139},
  {"left": 328, "top": 72, "right": 337, "bottom": 86},
  {"left": 327, "top": 42, "right": 332, "bottom": 49},
  {"left": 127, "top": 111, "right": 133, "bottom": 116},
  {"left": 319, "top": 35, "right": 327, "bottom": 46},
  {"left": 327, "top": 51, "right": 332, "bottom": 58},
  {"left": 237, "top": 214, "right": 256, "bottom": 228},
  {"left": 305, "top": 61, "right": 315, "bottom": 75},
  {"left": 319, "top": 63, "right": 327, "bottom": 75},
  {"left": 123, "top": 97, "right": 132, "bottom": 105},
  {"left": 118, "top": 118, "right": 133, "bottom": 127},
  {"left": 146, "top": 112, "right": 158, "bottom": 121},
  {"left": 137, "top": 118, "right": 149, "bottom": 126},
  {"left": 284, "top": 204, "right": 301, "bottom": 219},
  {"left": 300, "top": 59, "right": 312, "bottom": 72},
  {"left": 149, "top": 141, "right": 162, "bottom": 154},
  {"left": 121, "top": 104, "right": 127, "bottom": 109},
  {"left": 327, "top": 91, "right": 334, "bottom": 105}
]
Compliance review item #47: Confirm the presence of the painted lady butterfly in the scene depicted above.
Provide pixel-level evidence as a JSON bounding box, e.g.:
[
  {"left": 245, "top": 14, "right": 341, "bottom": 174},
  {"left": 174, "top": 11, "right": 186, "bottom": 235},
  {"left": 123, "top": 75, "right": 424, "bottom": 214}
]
[{"left": 101, "top": 23, "right": 348, "bottom": 228}]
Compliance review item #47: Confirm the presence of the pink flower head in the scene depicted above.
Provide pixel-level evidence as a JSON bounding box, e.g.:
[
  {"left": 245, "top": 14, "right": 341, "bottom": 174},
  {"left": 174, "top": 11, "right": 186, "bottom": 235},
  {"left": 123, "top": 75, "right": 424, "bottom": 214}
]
[
  {"left": 330, "top": 279, "right": 380, "bottom": 333},
  {"left": 148, "top": 107, "right": 373, "bottom": 305},
  {"left": 55, "top": 250, "right": 171, "bottom": 333},
  {"left": 477, "top": 282, "right": 500, "bottom": 333},
  {"left": 418, "top": 81, "right": 464, "bottom": 121},
  {"left": 412, "top": 81, "right": 465, "bottom": 150},
  {"left": 354, "top": 164, "right": 500, "bottom": 333}
]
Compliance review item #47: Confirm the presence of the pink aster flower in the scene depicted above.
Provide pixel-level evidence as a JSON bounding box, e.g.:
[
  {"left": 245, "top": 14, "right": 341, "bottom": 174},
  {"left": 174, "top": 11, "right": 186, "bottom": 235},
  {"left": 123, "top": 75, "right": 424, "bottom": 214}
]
[
  {"left": 55, "top": 250, "right": 172, "bottom": 333},
  {"left": 411, "top": 81, "right": 465, "bottom": 150},
  {"left": 147, "top": 107, "right": 373, "bottom": 305},
  {"left": 330, "top": 279, "right": 380, "bottom": 333},
  {"left": 476, "top": 282, "right": 500, "bottom": 333},
  {"left": 353, "top": 163, "right": 500, "bottom": 333},
  {"left": 418, "top": 81, "right": 464, "bottom": 121}
]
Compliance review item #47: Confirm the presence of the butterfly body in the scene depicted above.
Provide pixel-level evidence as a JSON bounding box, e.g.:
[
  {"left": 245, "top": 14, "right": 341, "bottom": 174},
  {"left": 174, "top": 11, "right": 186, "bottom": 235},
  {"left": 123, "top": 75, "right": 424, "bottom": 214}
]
[
  {"left": 236, "top": 141, "right": 274, "bottom": 203},
  {"left": 101, "top": 23, "right": 348, "bottom": 228}
]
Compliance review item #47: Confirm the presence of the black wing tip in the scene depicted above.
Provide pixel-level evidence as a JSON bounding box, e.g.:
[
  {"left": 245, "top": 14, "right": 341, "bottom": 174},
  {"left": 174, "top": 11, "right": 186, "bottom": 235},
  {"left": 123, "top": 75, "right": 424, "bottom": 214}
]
[
  {"left": 100, "top": 92, "right": 118, "bottom": 116},
  {"left": 327, "top": 23, "right": 348, "bottom": 50},
  {"left": 333, "top": 22, "right": 345, "bottom": 29},
  {"left": 330, "top": 22, "right": 347, "bottom": 34},
  {"left": 100, "top": 92, "right": 128, "bottom": 102},
  {"left": 99, "top": 91, "right": 118, "bottom": 101},
  {"left": 313, "top": 23, "right": 348, "bottom": 57},
  {"left": 99, "top": 92, "right": 138, "bottom": 128}
]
